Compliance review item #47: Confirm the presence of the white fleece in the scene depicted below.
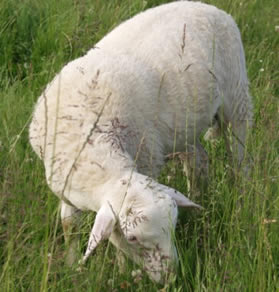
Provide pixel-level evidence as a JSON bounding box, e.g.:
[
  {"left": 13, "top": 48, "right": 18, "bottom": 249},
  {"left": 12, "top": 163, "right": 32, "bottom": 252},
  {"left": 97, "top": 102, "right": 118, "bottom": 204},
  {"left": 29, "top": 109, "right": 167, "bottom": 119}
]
[{"left": 29, "top": 1, "right": 252, "bottom": 282}]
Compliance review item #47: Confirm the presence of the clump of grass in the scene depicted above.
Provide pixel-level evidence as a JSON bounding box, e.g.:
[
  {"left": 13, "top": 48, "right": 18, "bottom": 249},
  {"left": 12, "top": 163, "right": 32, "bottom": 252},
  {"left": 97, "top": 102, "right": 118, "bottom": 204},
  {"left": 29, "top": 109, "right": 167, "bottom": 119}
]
[{"left": 1, "top": 0, "right": 279, "bottom": 291}]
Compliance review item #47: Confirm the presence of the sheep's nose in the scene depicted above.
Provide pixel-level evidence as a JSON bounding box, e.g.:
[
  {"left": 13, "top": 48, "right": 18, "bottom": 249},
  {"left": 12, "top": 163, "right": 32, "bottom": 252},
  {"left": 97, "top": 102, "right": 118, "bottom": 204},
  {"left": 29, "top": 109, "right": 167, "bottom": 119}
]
[
  {"left": 148, "top": 252, "right": 178, "bottom": 284},
  {"left": 149, "top": 264, "right": 176, "bottom": 284}
]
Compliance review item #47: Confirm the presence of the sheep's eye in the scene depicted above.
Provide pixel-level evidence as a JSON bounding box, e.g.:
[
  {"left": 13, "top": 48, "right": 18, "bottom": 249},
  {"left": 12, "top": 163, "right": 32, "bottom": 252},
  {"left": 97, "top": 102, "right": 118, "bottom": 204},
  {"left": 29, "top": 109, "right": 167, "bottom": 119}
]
[{"left": 127, "top": 235, "right": 137, "bottom": 243}]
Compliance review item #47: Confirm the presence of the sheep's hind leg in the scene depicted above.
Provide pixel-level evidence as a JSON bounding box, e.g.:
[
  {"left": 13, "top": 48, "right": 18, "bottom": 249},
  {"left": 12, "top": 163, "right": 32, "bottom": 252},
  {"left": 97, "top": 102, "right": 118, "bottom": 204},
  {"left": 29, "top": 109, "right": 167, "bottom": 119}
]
[
  {"left": 182, "top": 142, "right": 209, "bottom": 196},
  {"left": 204, "top": 118, "right": 221, "bottom": 143},
  {"left": 217, "top": 92, "right": 253, "bottom": 171},
  {"left": 61, "top": 201, "right": 81, "bottom": 266}
]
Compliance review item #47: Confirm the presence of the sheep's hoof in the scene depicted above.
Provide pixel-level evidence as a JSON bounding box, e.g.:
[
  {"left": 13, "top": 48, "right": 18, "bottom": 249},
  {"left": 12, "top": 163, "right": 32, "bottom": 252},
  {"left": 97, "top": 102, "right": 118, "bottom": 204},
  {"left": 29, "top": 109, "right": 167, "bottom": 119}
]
[{"left": 76, "top": 260, "right": 85, "bottom": 272}]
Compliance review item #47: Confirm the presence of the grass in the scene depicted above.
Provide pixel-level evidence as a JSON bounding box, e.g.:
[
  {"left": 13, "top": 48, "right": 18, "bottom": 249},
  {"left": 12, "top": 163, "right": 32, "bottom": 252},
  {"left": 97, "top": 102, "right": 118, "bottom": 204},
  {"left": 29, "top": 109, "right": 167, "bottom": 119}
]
[{"left": 0, "top": 0, "right": 279, "bottom": 291}]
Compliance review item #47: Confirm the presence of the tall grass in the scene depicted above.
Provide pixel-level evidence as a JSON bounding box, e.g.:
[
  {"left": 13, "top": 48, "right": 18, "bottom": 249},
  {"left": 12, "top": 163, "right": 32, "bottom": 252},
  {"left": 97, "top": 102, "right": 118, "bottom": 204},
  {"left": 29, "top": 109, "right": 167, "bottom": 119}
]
[{"left": 1, "top": 0, "right": 279, "bottom": 291}]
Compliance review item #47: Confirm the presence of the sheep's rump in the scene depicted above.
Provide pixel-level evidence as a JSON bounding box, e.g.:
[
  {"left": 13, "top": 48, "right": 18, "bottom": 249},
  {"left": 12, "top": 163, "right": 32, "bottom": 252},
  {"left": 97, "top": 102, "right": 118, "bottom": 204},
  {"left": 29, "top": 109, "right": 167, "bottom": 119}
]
[{"left": 94, "top": 1, "right": 249, "bottom": 148}]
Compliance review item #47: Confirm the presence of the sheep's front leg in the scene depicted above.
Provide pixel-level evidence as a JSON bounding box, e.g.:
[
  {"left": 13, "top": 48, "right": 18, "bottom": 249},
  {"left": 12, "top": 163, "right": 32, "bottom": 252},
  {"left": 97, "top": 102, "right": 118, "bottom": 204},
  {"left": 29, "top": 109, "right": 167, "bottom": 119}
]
[
  {"left": 182, "top": 142, "right": 209, "bottom": 196},
  {"left": 116, "top": 250, "right": 126, "bottom": 274},
  {"left": 61, "top": 201, "right": 81, "bottom": 266}
]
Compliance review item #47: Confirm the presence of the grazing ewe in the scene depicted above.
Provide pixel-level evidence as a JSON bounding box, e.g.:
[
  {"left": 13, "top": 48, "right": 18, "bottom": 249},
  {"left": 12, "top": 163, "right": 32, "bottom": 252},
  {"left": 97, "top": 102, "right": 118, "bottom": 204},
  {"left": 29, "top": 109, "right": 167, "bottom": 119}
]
[{"left": 29, "top": 1, "right": 253, "bottom": 283}]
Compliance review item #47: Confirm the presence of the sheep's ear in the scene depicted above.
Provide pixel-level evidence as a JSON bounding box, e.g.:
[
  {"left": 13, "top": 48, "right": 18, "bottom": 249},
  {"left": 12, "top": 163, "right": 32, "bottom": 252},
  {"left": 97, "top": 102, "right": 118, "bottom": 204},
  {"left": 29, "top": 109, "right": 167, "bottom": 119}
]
[
  {"left": 166, "top": 188, "right": 202, "bottom": 209},
  {"left": 81, "top": 203, "right": 116, "bottom": 264},
  {"left": 131, "top": 172, "right": 202, "bottom": 209}
]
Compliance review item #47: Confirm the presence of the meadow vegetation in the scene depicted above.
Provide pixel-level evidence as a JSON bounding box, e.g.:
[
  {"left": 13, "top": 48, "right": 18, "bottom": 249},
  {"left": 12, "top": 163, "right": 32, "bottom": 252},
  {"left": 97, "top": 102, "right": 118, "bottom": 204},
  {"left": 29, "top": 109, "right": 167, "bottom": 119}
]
[{"left": 0, "top": 0, "right": 278, "bottom": 291}]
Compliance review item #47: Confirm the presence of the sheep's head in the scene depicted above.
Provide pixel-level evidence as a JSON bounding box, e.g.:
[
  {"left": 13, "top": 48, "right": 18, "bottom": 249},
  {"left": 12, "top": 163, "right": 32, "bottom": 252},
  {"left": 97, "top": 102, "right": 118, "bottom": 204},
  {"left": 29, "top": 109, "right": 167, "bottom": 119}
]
[{"left": 81, "top": 172, "right": 201, "bottom": 283}]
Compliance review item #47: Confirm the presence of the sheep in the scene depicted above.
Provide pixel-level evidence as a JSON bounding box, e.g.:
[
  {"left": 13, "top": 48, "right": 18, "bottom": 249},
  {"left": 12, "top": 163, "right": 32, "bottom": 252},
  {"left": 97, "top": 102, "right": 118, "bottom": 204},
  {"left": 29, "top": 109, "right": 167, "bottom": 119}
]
[{"left": 29, "top": 1, "right": 253, "bottom": 283}]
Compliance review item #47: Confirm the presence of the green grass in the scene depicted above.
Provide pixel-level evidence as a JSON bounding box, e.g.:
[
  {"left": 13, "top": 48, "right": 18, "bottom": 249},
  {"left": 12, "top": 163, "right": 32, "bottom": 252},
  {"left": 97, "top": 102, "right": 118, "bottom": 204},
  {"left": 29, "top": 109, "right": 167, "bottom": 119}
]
[{"left": 1, "top": 0, "right": 279, "bottom": 291}]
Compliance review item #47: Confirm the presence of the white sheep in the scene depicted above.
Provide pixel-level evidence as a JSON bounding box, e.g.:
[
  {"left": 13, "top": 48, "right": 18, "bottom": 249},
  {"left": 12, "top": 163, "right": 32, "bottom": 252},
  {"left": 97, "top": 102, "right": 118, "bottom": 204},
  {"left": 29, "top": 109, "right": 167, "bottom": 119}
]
[{"left": 29, "top": 1, "right": 253, "bottom": 283}]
